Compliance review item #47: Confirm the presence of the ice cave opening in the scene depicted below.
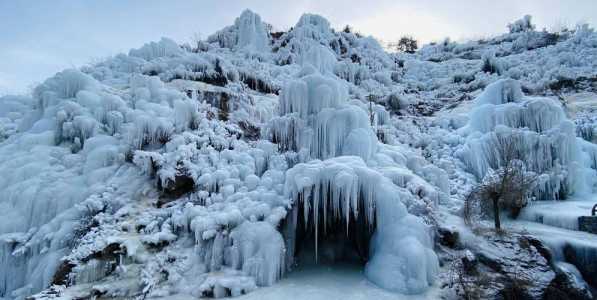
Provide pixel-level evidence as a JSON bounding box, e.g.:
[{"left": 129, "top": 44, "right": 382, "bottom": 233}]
[{"left": 284, "top": 195, "right": 376, "bottom": 268}]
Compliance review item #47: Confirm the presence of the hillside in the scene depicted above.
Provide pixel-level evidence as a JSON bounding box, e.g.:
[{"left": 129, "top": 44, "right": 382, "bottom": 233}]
[{"left": 0, "top": 10, "right": 596, "bottom": 300}]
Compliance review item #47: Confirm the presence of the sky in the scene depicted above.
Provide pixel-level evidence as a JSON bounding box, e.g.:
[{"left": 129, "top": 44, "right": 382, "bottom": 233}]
[{"left": 1, "top": 0, "right": 596, "bottom": 95}]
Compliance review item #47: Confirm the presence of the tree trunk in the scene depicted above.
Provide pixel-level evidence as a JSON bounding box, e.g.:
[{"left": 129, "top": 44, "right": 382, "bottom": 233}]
[{"left": 493, "top": 197, "right": 501, "bottom": 230}]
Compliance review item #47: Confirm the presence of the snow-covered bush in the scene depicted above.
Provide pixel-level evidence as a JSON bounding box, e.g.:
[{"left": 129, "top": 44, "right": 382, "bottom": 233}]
[
  {"left": 129, "top": 38, "right": 183, "bottom": 61},
  {"left": 207, "top": 9, "right": 270, "bottom": 52},
  {"left": 481, "top": 51, "right": 502, "bottom": 75},
  {"left": 508, "top": 15, "right": 535, "bottom": 33}
]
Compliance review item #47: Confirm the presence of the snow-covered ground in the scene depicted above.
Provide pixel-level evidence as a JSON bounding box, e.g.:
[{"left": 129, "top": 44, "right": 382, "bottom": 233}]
[
  {"left": 519, "top": 195, "right": 597, "bottom": 230},
  {"left": 164, "top": 262, "right": 439, "bottom": 300}
]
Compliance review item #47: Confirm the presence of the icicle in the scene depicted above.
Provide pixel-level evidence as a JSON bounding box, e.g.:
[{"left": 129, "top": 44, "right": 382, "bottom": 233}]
[{"left": 461, "top": 79, "right": 594, "bottom": 198}]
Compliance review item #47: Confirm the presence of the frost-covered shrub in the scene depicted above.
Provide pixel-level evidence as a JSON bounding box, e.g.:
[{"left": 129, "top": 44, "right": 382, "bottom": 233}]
[
  {"left": 0, "top": 95, "right": 33, "bottom": 141},
  {"left": 481, "top": 51, "right": 502, "bottom": 75},
  {"left": 508, "top": 15, "right": 535, "bottom": 33},
  {"left": 453, "top": 72, "right": 476, "bottom": 84},
  {"left": 511, "top": 31, "right": 560, "bottom": 52},
  {"left": 129, "top": 37, "right": 183, "bottom": 61},
  {"left": 35, "top": 69, "right": 98, "bottom": 106}
]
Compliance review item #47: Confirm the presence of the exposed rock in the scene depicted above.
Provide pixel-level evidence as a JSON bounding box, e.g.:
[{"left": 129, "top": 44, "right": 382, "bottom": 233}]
[
  {"left": 51, "top": 260, "right": 76, "bottom": 286},
  {"left": 543, "top": 263, "right": 593, "bottom": 300},
  {"left": 85, "top": 242, "right": 124, "bottom": 263},
  {"left": 466, "top": 233, "right": 556, "bottom": 299},
  {"left": 579, "top": 216, "right": 597, "bottom": 234},
  {"left": 461, "top": 250, "right": 478, "bottom": 274},
  {"left": 157, "top": 172, "right": 196, "bottom": 206},
  {"left": 563, "top": 243, "right": 597, "bottom": 287},
  {"left": 438, "top": 226, "right": 460, "bottom": 249}
]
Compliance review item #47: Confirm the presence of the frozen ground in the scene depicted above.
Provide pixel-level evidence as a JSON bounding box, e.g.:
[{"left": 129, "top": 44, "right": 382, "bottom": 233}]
[
  {"left": 518, "top": 194, "right": 597, "bottom": 230},
  {"left": 163, "top": 262, "right": 439, "bottom": 300}
]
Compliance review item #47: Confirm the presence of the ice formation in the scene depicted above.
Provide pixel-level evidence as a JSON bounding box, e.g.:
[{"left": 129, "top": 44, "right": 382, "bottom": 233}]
[
  {"left": 1, "top": 9, "right": 596, "bottom": 300},
  {"left": 208, "top": 9, "right": 269, "bottom": 52},
  {"left": 284, "top": 157, "right": 439, "bottom": 293},
  {"left": 458, "top": 79, "right": 597, "bottom": 199},
  {"left": 271, "top": 60, "right": 439, "bottom": 293}
]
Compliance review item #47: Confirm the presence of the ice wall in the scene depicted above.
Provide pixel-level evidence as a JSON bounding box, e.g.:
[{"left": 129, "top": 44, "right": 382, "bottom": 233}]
[
  {"left": 284, "top": 156, "right": 439, "bottom": 294},
  {"left": 272, "top": 64, "right": 439, "bottom": 293},
  {"left": 0, "top": 68, "right": 201, "bottom": 298},
  {"left": 207, "top": 9, "right": 269, "bottom": 52},
  {"left": 458, "top": 79, "right": 596, "bottom": 199},
  {"left": 269, "top": 70, "right": 373, "bottom": 161}
]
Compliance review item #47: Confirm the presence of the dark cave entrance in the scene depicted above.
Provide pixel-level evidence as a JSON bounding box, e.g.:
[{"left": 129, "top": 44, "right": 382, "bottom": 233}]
[{"left": 282, "top": 193, "right": 377, "bottom": 269}]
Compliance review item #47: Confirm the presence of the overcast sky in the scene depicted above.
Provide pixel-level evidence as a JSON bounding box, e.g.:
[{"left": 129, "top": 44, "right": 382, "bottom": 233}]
[{"left": 1, "top": 0, "right": 596, "bottom": 95}]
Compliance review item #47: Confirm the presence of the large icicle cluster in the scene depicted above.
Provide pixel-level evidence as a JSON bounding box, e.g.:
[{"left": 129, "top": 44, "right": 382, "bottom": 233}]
[
  {"left": 457, "top": 79, "right": 597, "bottom": 199},
  {"left": 269, "top": 69, "right": 374, "bottom": 160},
  {"left": 284, "top": 157, "right": 439, "bottom": 294},
  {"left": 269, "top": 55, "right": 439, "bottom": 292},
  {"left": 207, "top": 9, "right": 270, "bottom": 52}
]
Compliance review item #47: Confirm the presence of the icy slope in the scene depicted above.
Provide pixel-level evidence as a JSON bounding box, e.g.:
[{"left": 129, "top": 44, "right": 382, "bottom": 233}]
[{"left": 1, "top": 11, "right": 597, "bottom": 300}]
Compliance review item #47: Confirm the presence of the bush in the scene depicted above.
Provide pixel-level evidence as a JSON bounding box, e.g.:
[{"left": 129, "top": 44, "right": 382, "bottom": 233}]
[
  {"left": 393, "top": 36, "right": 418, "bottom": 53},
  {"left": 508, "top": 15, "right": 535, "bottom": 33},
  {"left": 481, "top": 51, "right": 502, "bottom": 75},
  {"left": 464, "top": 142, "right": 537, "bottom": 230}
]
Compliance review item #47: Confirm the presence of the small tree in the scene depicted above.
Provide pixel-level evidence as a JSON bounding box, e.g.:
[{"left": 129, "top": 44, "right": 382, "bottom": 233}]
[
  {"left": 392, "top": 36, "right": 418, "bottom": 53},
  {"left": 464, "top": 141, "right": 537, "bottom": 230}
]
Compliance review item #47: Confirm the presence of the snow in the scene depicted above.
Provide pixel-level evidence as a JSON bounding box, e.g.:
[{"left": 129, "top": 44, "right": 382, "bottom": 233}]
[
  {"left": 232, "top": 262, "right": 439, "bottom": 300},
  {"left": 129, "top": 38, "right": 183, "bottom": 61},
  {"left": 518, "top": 195, "right": 597, "bottom": 230}
]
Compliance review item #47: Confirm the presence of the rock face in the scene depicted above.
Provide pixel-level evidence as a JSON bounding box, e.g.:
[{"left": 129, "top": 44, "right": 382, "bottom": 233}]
[
  {"left": 475, "top": 234, "right": 555, "bottom": 299},
  {"left": 543, "top": 263, "right": 593, "bottom": 300},
  {"left": 438, "top": 226, "right": 461, "bottom": 249},
  {"left": 563, "top": 243, "right": 597, "bottom": 288},
  {"left": 579, "top": 216, "right": 597, "bottom": 234},
  {"left": 440, "top": 230, "right": 595, "bottom": 300}
]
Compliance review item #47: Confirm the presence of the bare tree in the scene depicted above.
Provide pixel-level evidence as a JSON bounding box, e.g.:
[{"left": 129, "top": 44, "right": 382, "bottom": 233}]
[{"left": 464, "top": 140, "right": 537, "bottom": 230}]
